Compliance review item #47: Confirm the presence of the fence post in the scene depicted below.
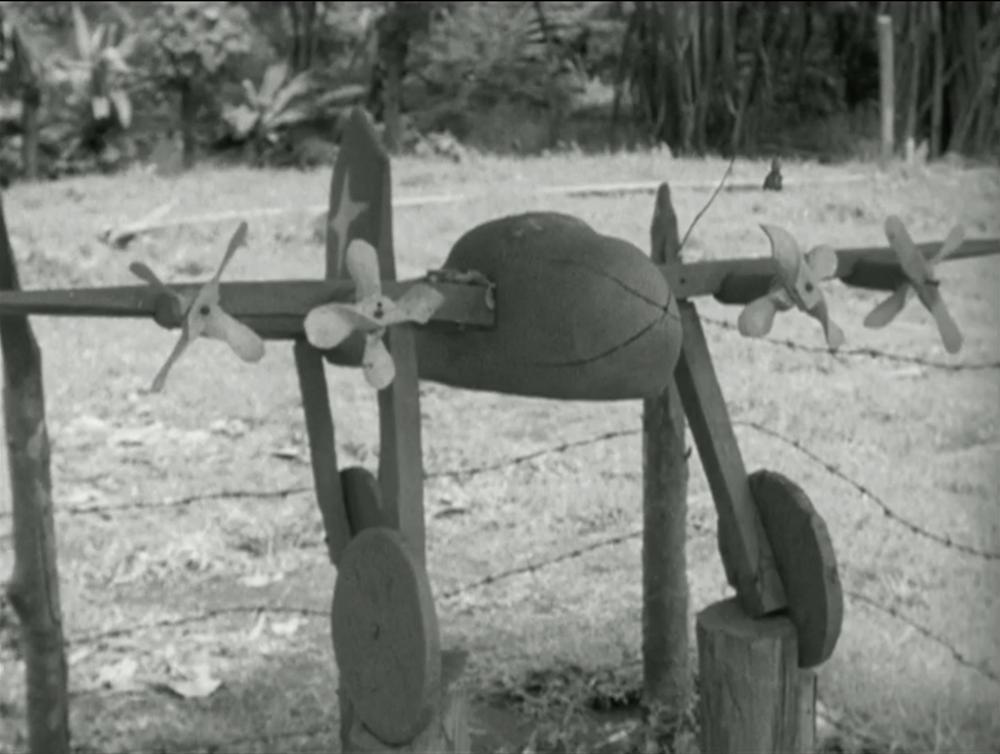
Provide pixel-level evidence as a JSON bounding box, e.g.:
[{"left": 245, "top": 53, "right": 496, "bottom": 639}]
[
  {"left": 697, "top": 599, "right": 816, "bottom": 754},
  {"left": 0, "top": 196, "right": 70, "bottom": 754},
  {"left": 878, "top": 14, "right": 895, "bottom": 166},
  {"left": 641, "top": 183, "right": 691, "bottom": 714}
]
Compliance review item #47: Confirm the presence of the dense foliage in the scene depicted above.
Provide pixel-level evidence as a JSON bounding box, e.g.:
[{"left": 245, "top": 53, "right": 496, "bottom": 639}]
[{"left": 0, "top": 0, "right": 996, "bottom": 182}]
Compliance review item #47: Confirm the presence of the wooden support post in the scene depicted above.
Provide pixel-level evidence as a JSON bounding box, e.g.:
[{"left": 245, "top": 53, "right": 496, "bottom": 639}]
[
  {"left": 697, "top": 599, "right": 816, "bottom": 754},
  {"left": 294, "top": 340, "right": 351, "bottom": 565},
  {"left": 327, "top": 108, "right": 465, "bottom": 754},
  {"left": 878, "top": 14, "right": 895, "bottom": 167},
  {"left": 0, "top": 197, "right": 70, "bottom": 754},
  {"left": 329, "top": 109, "right": 427, "bottom": 562},
  {"left": 642, "top": 183, "right": 691, "bottom": 713},
  {"left": 673, "top": 302, "right": 786, "bottom": 617}
]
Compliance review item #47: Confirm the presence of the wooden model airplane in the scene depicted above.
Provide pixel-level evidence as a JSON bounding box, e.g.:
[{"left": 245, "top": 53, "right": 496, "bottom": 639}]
[{"left": 0, "top": 108, "right": 991, "bottom": 397}]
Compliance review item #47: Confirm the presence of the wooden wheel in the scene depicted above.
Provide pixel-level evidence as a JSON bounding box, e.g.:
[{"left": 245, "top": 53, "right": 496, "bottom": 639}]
[
  {"left": 749, "top": 469, "right": 843, "bottom": 668},
  {"left": 331, "top": 526, "right": 441, "bottom": 745}
]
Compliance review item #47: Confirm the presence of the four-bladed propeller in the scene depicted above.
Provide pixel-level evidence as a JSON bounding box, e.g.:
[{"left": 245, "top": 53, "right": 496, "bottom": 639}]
[
  {"left": 738, "top": 225, "right": 845, "bottom": 350},
  {"left": 864, "top": 216, "right": 965, "bottom": 354},
  {"left": 130, "top": 221, "right": 266, "bottom": 392},
  {"left": 304, "top": 239, "right": 444, "bottom": 390}
]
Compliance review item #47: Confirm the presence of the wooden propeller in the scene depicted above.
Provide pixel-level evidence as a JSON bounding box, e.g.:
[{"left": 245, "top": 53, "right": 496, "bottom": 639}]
[
  {"left": 131, "top": 221, "right": 266, "bottom": 392},
  {"left": 738, "top": 225, "right": 845, "bottom": 350},
  {"left": 304, "top": 239, "right": 444, "bottom": 389},
  {"left": 864, "top": 216, "right": 964, "bottom": 354}
]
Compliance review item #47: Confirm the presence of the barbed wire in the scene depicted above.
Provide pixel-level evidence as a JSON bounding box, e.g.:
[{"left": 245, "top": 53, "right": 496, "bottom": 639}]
[
  {"left": 0, "top": 486, "right": 313, "bottom": 526},
  {"left": 735, "top": 419, "right": 1000, "bottom": 561},
  {"left": 5, "top": 419, "right": 995, "bottom": 567},
  {"left": 0, "top": 516, "right": 716, "bottom": 662},
  {"left": 440, "top": 514, "right": 715, "bottom": 602},
  {"left": 700, "top": 314, "right": 1000, "bottom": 371},
  {"left": 844, "top": 588, "right": 1000, "bottom": 685},
  {"left": 0, "top": 431, "right": 642, "bottom": 535},
  {"left": 69, "top": 604, "right": 327, "bottom": 648},
  {"left": 425, "top": 428, "right": 641, "bottom": 481}
]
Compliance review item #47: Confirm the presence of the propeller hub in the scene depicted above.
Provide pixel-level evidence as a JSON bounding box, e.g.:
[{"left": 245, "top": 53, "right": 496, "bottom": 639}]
[{"left": 153, "top": 293, "right": 184, "bottom": 329}]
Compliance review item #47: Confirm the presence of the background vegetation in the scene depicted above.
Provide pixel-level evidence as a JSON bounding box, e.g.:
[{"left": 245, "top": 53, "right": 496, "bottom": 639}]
[{"left": 0, "top": 0, "right": 997, "bottom": 183}]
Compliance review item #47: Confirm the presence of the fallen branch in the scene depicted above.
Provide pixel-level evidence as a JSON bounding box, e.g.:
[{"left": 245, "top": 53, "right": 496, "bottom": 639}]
[
  {"left": 99, "top": 174, "right": 869, "bottom": 248},
  {"left": 99, "top": 199, "right": 179, "bottom": 248}
]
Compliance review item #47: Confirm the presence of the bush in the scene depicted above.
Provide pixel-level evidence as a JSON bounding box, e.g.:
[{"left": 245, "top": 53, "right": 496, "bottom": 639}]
[
  {"left": 219, "top": 61, "right": 364, "bottom": 165},
  {"left": 405, "top": 3, "right": 586, "bottom": 146},
  {"left": 133, "top": 1, "right": 256, "bottom": 168}
]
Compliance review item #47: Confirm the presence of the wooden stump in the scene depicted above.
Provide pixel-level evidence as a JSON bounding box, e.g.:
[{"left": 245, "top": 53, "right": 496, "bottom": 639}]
[{"left": 697, "top": 599, "right": 816, "bottom": 754}]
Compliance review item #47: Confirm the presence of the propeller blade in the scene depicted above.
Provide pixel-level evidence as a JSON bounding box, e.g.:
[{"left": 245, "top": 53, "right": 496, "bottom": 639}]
[
  {"left": 130, "top": 262, "right": 177, "bottom": 299},
  {"left": 381, "top": 283, "right": 445, "bottom": 326},
  {"left": 933, "top": 224, "right": 965, "bottom": 265},
  {"left": 760, "top": 224, "right": 803, "bottom": 288},
  {"left": 825, "top": 319, "right": 846, "bottom": 351},
  {"left": 921, "top": 285, "right": 964, "bottom": 354},
  {"left": 806, "top": 244, "right": 839, "bottom": 280},
  {"left": 214, "top": 221, "right": 249, "bottom": 282},
  {"left": 737, "top": 288, "right": 793, "bottom": 337},
  {"left": 202, "top": 307, "right": 265, "bottom": 362},
  {"left": 151, "top": 331, "right": 191, "bottom": 392},
  {"left": 810, "top": 299, "right": 845, "bottom": 351},
  {"left": 863, "top": 284, "right": 911, "bottom": 328},
  {"left": 346, "top": 239, "right": 382, "bottom": 301},
  {"left": 885, "top": 215, "right": 932, "bottom": 285},
  {"left": 304, "top": 303, "right": 374, "bottom": 350},
  {"left": 362, "top": 332, "right": 395, "bottom": 390}
]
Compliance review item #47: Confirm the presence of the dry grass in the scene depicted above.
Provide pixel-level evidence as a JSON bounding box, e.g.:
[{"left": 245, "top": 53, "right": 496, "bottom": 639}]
[{"left": 0, "top": 151, "right": 998, "bottom": 754}]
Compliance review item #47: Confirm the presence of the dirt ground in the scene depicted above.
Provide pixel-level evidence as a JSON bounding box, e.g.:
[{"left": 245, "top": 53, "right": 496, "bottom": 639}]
[{"left": 0, "top": 151, "right": 998, "bottom": 753}]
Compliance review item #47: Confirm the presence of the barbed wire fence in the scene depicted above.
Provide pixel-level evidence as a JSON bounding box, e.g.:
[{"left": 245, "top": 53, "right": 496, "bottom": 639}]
[
  {"left": 698, "top": 314, "right": 1000, "bottom": 372},
  {"left": 1, "top": 330, "right": 998, "bottom": 752}
]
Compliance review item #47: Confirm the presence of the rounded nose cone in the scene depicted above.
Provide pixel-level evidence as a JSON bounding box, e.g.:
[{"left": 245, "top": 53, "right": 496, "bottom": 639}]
[{"left": 417, "top": 212, "right": 682, "bottom": 400}]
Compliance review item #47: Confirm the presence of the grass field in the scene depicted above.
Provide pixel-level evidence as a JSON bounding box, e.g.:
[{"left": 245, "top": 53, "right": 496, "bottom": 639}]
[{"left": 0, "top": 150, "right": 998, "bottom": 754}]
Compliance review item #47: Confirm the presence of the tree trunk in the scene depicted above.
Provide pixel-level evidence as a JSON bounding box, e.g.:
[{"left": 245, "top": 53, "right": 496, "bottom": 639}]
[
  {"left": 287, "top": 1, "right": 318, "bottom": 71},
  {"left": 903, "top": 3, "right": 923, "bottom": 160},
  {"left": 382, "top": 48, "right": 403, "bottom": 153},
  {"left": 302, "top": 1, "right": 317, "bottom": 70},
  {"left": 178, "top": 82, "right": 197, "bottom": 170},
  {"left": 0, "top": 196, "right": 70, "bottom": 754},
  {"left": 877, "top": 14, "right": 895, "bottom": 165},
  {"left": 379, "top": 5, "right": 410, "bottom": 153},
  {"left": 20, "top": 84, "right": 40, "bottom": 180},
  {"left": 930, "top": 1, "right": 943, "bottom": 158},
  {"left": 287, "top": 1, "right": 301, "bottom": 70}
]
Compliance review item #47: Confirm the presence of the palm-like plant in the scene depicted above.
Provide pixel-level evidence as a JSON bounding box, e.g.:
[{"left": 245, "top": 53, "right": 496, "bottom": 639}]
[
  {"left": 224, "top": 62, "right": 314, "bottom": 143},
  {"left": 223, "top": 61, "right": 363, "bottom": 161},
  {"left": 52, "top": 2, "right": 135, "bottom": 131}
]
